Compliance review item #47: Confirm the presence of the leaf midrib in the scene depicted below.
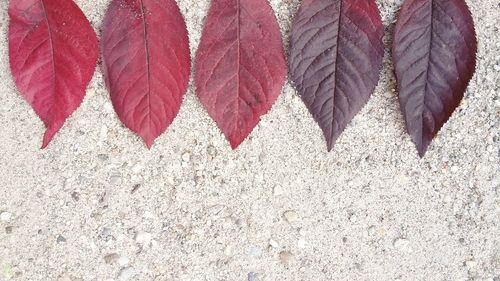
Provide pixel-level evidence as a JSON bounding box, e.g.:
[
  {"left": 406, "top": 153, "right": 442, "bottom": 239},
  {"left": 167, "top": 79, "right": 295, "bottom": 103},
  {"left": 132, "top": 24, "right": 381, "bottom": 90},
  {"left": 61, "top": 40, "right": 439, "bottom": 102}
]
[
  {"left": 139, "top": 0, "right": 153, "bottom": 144},
  {"left": 39, "top": 0, "right": 57, "bottom": 114}
]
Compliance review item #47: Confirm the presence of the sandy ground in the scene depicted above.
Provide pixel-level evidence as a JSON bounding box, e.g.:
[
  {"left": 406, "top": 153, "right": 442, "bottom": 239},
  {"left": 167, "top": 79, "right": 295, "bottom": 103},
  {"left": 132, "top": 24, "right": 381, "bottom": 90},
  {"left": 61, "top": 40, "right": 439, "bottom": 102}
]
[{"left": 0, "top": 0, "right": 499, "bottom": 280}]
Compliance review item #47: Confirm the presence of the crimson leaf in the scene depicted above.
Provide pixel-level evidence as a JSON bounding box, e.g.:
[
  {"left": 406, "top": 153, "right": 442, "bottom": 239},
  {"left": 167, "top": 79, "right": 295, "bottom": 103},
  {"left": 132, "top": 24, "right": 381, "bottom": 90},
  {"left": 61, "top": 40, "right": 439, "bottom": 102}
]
[
  {"left": 288, "top": 0, "right": 384, "bottom": 151},
  {"left": 195, "top": 0, "right": 287, "bottom": 149},
  {"left": 393, "top": 0, "right": 477, "bottom": 157},
  {"left": 102, "top": 0, "right": 191, "bottom": 148},
  {"left": 8, "top": 0, "right": 98, "bottom": 148}
]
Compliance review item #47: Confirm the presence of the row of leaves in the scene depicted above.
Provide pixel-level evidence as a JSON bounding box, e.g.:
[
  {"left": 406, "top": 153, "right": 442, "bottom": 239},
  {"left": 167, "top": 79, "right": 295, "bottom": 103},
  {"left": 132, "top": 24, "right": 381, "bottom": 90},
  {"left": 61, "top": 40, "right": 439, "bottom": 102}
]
[{"left": 8, "top": 0, "right": 477, "bottom": 157}]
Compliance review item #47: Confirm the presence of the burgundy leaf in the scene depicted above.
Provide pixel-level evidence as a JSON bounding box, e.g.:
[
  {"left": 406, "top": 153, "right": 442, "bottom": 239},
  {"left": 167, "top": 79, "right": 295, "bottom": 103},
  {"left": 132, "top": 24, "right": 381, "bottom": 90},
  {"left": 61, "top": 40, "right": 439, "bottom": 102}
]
[
  {"left": 195, "top": 0, "right": 286, "bottom": 149},
  {"left": 8, "top": 0, "right": 98, "bottom": 148},
  {"left": 102, "top": 0, "right": 191, "bottom": 148},
  {"left": 393, "top": 0, "right": 477, "bottom": 157},
  {"left": 289, "top": 0, "right": 384, "bottom": 151}
]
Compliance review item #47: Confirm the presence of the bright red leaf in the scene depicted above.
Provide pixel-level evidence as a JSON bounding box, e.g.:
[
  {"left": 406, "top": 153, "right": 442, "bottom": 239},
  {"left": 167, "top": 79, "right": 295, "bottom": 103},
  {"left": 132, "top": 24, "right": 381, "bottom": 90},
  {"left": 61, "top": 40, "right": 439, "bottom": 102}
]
[
  {"left": 195, "top": 0, "right": 286, "bottom": 149},
  {"left": 101, "top": 0, "right": 191, "bottom": 148},
  {"left": 288, "top": 0, "right": 384, "bottom": 151},
  {"left": 393, "top": 0, "right": 477, "bottom": 157},
  {"left": 8, "top": 0, "right": 98, "bottom": 148}
]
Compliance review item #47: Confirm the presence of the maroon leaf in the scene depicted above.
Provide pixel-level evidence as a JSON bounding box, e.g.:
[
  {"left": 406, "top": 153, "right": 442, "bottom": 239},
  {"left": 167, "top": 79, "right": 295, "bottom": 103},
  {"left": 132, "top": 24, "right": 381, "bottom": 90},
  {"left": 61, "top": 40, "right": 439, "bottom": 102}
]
[
  {"left": 289, "top": 0, "right": 384, "bottom": 151},
  {"left": 393, "top": 0, "right": 477, "bottom": 157},
  {"left": 8, "top": 0, "right": 98, "bottom": 148},
  {"left": 195, "top": 0, "right": 286, "bottom": 149},
  {"left": 101, "top": 0, "right": 191, "bottom": 148}
]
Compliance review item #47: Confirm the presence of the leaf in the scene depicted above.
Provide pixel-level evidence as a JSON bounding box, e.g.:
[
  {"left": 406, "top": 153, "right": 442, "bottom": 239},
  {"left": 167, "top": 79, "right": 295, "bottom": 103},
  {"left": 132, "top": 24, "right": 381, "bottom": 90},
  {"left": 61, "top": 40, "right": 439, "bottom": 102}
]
[
  {"left": 288, "top": 0, "right": 384, "bottom": 151},
  {"left": 8, "top": 0, "right": 98, "bottom": 148},
  {"left": 195, "top": 0, "right": 286, "bottom": 149},
  {"left": 392, "top": 0, "right": 477, "bottom": 157},
  {"left": 101, "top": 0, "right": 191, "bottom": 148}
]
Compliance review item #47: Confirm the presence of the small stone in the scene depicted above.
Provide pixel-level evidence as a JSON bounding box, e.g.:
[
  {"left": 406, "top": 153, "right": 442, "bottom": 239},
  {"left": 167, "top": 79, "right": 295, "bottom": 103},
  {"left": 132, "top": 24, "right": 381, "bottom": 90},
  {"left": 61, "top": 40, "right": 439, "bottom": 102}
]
[
  {"left": 269, "top": 239, "right": 279, "bottom": 248},
  {"left": 5, "top": 226, "right": 13, "bottom": 234},
  {"left": 207, "top": 145, "right": 217, "bottom": 157},
  {"left": 248, "top": 245, "right": 263, "bottom": 258},
  {"left": 135, "top": 231, "right": 151, "bottom": 245},
  {"left": 71, "top": 192, "right": 80, "bottom": 201},
  {"left": 283, "top": 210, "right": 299, "bottom": 223},
  {"left": 224, "top": 245, "right": 232, "bottom": 256},
  {"left": 182, "top": 152, "right": 191, "bottom": 162},
  {"left": 142, "top": 211, "right": 154, "bottom": 219},
  {"left": 97, "top": 154, "right": 109, "bottom": 161},
  {"left": 393, "top": 238, "right": 410, "bottom": 252},
  {"left": 279, "top": 251, "right": 295, "bottom": 266},
  {"left": 57, "top": 274, "right": 71, "bottom": 281},
  {"left": 367, "top": 226, "right": 376, "bottom": 236},
  {"left": 450, "top": 166, "right": 459, "bottom": 173},
  {"left": 99, "top": 227, "right": 113, "bottom": 241},
  {"left": 0, "top": 211, "right": 12, "bottom": 222},
  {"left": 118, "top": 267, "right": 135, "bottom": 281},
  {"left": 131, "top": 164, "right": 144, "bottom": 174},
  {"left": 131, "top": 184, "right": 141, "bottom": 194},
  {"left": 117, "top": 256, "right": 130, "bottom": 267},
  {"left": 348, "top": 213, "right": 358, "bottom": 223},
  {"left": 297, "top": 239, "right": 306, "bottom": 248},
  {"left": 465, "top": 259, "right": 477, "bottom": 268},
  {"left": 273, "top": 185, "right": 285, "bottom": 196},
  {"left": 248, "top": 272, "right": 258, "bottom": 281},
  {"left": 57, "top": 235, "right": 67, "bottom": 243},
  {"left": 104, "top": 253, "right": 120, "bottom": 264}
]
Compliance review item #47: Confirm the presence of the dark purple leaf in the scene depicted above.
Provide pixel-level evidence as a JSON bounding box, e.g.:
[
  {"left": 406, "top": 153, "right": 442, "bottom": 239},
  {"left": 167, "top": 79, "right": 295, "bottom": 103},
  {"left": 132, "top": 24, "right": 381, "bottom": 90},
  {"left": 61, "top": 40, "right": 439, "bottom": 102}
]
[
  {"left": 393, "top": 0, "right": 477, "bottom": 157},
  {"left": 288, "top": 0, "right": 384, "bottom": 151}
]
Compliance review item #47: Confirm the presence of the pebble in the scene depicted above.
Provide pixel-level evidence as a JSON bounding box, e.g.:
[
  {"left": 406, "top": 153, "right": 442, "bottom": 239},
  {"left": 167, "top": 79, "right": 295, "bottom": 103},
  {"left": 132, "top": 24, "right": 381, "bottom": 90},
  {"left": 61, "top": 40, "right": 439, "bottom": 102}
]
[
  {"left": 134, "top": 231, "right": 151, "bottom": 245},
  {"left": 0, "top": 211, "right": 12, "bottom": 222},
  {"left": 393, "top": 238, "right": 411, "bottom": 252},
  {"left": 118, "top": 256, "right": 130, "bottom": 267},
  {"left": 131, "top": 164, "right": 144, "bottom": 174},
  {"left": 224, "top": 245, "right": 232, "bottom": 256},
  {"left": 297, "top": 239, "right": 306, "bottom": 248},
  {"left": 182, "top": 152, "right": 191, "bottom": 162},
  {"left": 118, "top": 267, "right": 135, "bottom": 281},
  {"left": 5, "top": 226, "right": 13, "bottom": 234},
  {"left": 283, "top": 210, "right": 299, "bottom": 223},
  {"left": 465, "top": 259, "right": 477, "bottom": 268},
  {"left": 367, "top": 226, "right": 376, "bottom": 236},
  {"left": 248, "top": 272, "right": 258, "bottom": 281},
  {"left": 57, "top": 274, "right": 72, "bottom": 281},
  {"left": 57, "top": 235, "right": 67, "bottom": 243},
  {"left": 104, "top": 253, "right": 120, "bottom": 264},
  {"left": 279, "top": 251, "right": 295, "bottom": 266},
  {"left": 207, "top": 145, "right": 217, "bottom": 157},
  {"left": 273, "top": 185, "right": 285, "bottom": 196},
  {"left": 248, "top": 245, "right": 263, "bottom": 258},
  {"left": 269, "top": 239, "right": 279, "bottom": 248}
]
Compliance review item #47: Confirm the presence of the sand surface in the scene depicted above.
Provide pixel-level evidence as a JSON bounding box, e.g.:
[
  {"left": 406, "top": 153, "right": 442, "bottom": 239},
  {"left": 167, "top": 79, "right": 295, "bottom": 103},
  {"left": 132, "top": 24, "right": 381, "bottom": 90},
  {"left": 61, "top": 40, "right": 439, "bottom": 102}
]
[{"left": 0, "top": 0, "right": 499, "bottom": 280}]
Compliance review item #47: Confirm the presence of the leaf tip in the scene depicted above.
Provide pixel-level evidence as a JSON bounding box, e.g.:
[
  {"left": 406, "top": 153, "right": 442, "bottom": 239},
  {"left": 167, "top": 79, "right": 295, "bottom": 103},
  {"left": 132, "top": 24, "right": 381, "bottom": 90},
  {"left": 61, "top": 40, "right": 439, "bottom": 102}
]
[
  {"left": 229, "top": 139, "right": 242, "bottom": 150},
  {"left": 144, "top": 137, "right": 155, "bottom": 149},
  {"left": 41, "top": 125, "right": 61, "bottom": 149},
  {"left": 414, "top": 138, "right": 430, "bottom": 158},
  {"left": 416, "top": 145, "right": 428, "bottom": 158},
  {"left": 326, "top": 141, "right": 334, "bottom": 152}
]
